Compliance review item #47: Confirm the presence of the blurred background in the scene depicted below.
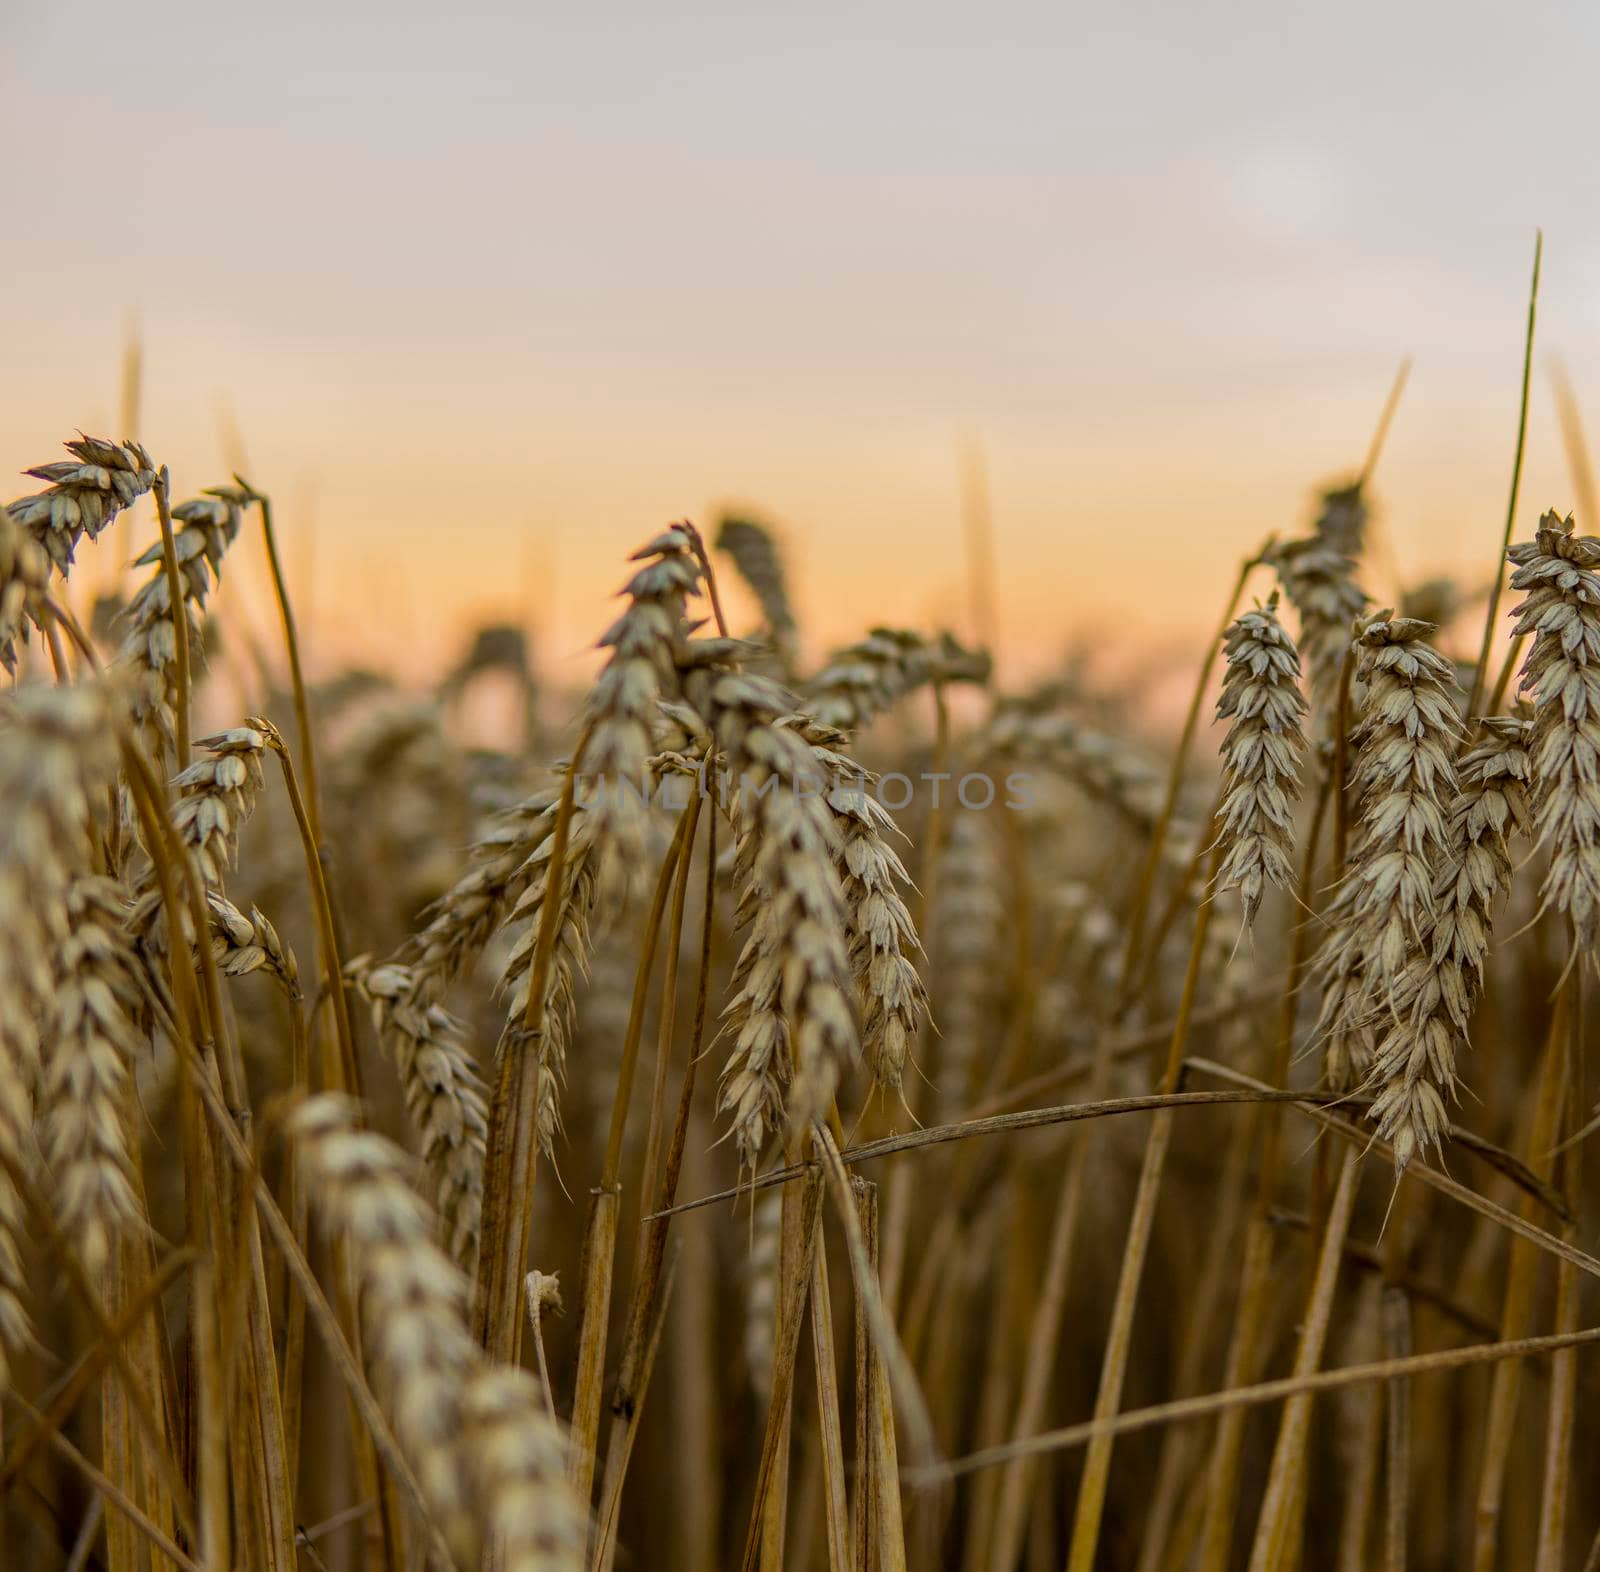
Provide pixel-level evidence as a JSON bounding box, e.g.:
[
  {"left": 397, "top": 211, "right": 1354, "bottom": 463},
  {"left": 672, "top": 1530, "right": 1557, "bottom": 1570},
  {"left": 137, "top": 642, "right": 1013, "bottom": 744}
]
[{"left": 4, "top": 0, "right": 1598, "bottom": 689}]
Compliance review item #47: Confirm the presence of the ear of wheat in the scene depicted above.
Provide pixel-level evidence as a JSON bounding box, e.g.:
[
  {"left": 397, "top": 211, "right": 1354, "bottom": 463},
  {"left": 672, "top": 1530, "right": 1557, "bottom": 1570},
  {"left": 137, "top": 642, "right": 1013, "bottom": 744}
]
[
  {"left": 1267, "top": 533, "right": 1369, "bottom": 726},
  {"left": 8, "top": 434, "right": 157, "bottom": 574},
  {"left": 497, "top": 807, "right": 599, "bottom": 1161},
  {"left": 286, "top": 1094, "right": 584, "bottom": 1569},
  {"left": 582, "top": 527, "right": 703, "bottom": 854},
  {"left": 0, "top": 505, "right": 49, "bottom": 675},
  {"left": 1212, "top": 592, "right": 1307, "bottom": 929},
  {"left": 1366, "top": 714, "right": 1530, "bottom": 1169},
  {"left": 0, "top": 682, "right": 122, "bottom": 1388},
  {"left": 1315, "top": 614, "right": 1460, "bottom": 1090},
  {"left": 1508, "top": 510, "right": 1600, "bottom": 952},
  {"left": 350, "top": 959, "right": 489, "bottom": 1269},
  {"left": 714, "top": 673, "right": 858, "bottom": 1165},
  {"left": 812, "top": 744, "right": 927, "bottom": 1097},
  {"left": 716, "top": 515, "right": 800, "bottom": 675},
  {"left": 42, "top": 875, "right": 145, "bottom": 1276},
  {"left": 117, "top": 495, "right": 245, "bottom": 769}
]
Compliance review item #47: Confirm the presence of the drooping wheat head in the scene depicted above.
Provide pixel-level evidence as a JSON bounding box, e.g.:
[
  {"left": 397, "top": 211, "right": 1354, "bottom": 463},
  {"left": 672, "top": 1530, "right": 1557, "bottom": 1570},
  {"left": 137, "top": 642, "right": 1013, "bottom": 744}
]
[
  {"left": 7, "top": 434, "right": 157, "bottom": 575},
  {"left": 716, "top": 515, "right": 800, "bottom": 676},
  {"left": 807, "top": 626, "right": 987, "bottom": 734}
]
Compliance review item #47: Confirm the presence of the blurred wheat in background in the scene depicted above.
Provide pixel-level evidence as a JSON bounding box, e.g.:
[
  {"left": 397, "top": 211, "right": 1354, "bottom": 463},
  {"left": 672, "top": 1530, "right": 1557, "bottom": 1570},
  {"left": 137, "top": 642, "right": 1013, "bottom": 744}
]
[{"left": 4, "top": 236, "right": 1600, "bottom": 1571}]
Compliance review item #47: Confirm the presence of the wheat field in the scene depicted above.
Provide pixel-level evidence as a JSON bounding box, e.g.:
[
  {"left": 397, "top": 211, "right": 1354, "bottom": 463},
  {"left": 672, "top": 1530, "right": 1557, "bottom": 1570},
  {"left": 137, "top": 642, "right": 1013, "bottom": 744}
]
[{"left": 2, "top": 274, "right": 1599, "bottom": 1570}]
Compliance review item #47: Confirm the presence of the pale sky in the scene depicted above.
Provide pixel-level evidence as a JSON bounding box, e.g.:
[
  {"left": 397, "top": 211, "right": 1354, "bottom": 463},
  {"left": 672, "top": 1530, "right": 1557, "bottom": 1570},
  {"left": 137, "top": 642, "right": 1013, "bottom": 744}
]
[{"left": 5, "top": 0, "right": 1599, "bottom": 688}]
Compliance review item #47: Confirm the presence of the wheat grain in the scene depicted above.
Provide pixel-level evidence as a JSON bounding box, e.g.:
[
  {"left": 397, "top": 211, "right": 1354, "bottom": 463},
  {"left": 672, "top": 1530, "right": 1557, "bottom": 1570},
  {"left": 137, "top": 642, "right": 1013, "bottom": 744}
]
[
  {"left": 929, "top": 810, "right": 1008, "bottom": 1117},
  {"left": 206, "top": 893, "right": 300, "bottom": 996},
  {"left": 401, "top": 788, "right": 562, "bottom": 996},
  {"left": 1313, "top": 480, "right": 1368, "bottom": 558},
  {"left": 985, "top": 701, "right": 1168, "bottom": 839}
]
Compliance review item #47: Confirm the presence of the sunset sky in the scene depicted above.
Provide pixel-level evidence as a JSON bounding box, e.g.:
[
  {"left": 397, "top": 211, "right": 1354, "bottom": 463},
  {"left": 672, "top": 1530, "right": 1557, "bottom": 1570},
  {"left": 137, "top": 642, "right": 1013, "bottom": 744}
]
[{"left": 5, "top": 0, "right": 1599, "bottom": 691}]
